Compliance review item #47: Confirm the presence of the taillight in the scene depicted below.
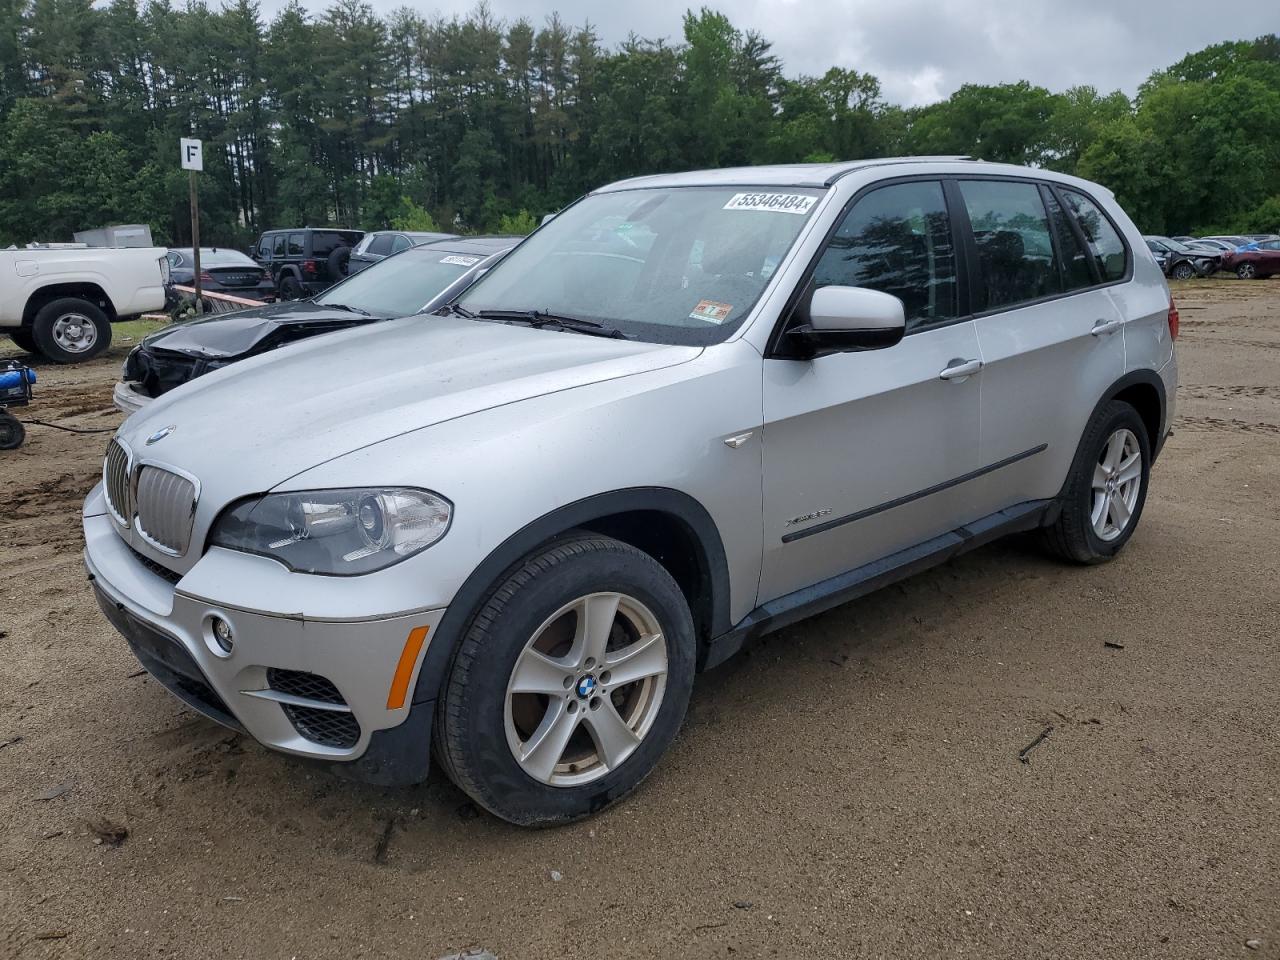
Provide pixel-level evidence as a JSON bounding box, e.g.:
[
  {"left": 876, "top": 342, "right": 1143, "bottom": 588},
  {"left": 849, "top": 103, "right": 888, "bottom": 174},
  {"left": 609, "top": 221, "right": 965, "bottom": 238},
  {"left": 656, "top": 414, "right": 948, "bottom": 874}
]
[
  {"left": 199, "top": 271, "right": 214, "bottom": 283},
  {"left": 303, "top": 259, "right": 318, "bottom": 276},
  {"left": 1167, "top": 297, "right": 1180, "bottom": 340}
]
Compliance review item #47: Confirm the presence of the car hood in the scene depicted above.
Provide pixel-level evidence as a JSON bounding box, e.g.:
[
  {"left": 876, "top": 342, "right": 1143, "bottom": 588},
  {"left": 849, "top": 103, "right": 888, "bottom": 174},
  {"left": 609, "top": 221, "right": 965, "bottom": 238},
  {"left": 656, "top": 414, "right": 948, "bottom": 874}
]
[
  {"left": 117, "top": 315, "right": 702, "bottom": 500},
  {"left": 142, "top": 300, "right": 378, "bottom": 358}
]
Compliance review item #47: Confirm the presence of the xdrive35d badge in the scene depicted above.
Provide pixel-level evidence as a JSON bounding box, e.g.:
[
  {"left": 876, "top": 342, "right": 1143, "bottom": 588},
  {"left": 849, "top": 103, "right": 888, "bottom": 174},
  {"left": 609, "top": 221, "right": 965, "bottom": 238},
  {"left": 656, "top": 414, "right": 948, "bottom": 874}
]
[{"left": 84, "top": 157, "right": 1177, "bottom": 826}]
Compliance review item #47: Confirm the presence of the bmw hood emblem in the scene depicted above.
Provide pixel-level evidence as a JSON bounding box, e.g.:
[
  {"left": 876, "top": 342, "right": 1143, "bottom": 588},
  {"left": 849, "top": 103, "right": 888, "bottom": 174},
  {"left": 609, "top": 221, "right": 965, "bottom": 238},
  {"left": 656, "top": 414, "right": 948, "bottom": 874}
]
[{"left": 146, "top": 424, "right": 176, "bottom": 445}]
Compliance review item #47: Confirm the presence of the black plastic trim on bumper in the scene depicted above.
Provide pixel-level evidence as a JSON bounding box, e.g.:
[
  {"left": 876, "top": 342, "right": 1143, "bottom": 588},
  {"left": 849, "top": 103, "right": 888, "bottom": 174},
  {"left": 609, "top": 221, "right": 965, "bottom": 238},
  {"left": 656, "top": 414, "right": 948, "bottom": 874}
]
[
  {"left": 93, "top": 583, "right": 244, "bottom": 733},
  {"left": 326, "top": 701, "right": 433, "bottom": 787}
]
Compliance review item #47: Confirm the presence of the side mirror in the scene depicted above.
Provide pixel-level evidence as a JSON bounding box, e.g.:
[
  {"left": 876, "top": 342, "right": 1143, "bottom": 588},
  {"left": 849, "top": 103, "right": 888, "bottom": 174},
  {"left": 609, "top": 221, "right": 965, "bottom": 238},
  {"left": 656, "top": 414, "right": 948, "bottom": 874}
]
[{"left": 785, "top": 285, "right": 906, "bottom": 358}]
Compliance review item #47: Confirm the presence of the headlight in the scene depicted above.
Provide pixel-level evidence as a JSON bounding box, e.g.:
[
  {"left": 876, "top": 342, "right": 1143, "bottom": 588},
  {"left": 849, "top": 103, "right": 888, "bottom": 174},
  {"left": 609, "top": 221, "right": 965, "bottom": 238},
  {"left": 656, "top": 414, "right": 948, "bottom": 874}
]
[{"left": 209, "top": 487, "right": 452, "bottom": 575}]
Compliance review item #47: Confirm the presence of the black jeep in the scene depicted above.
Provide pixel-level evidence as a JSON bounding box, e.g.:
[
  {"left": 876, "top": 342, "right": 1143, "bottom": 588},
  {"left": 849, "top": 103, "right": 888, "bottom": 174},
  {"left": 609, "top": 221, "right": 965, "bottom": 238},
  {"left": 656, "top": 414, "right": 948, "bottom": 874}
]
[{"left": 251, "top": 228, "right": 364, "bottom": 300}]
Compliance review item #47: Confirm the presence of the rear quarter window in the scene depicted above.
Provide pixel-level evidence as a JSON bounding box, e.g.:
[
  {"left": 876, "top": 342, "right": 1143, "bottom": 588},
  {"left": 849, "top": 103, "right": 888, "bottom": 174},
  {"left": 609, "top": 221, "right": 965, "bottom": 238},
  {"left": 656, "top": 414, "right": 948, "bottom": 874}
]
[{"left": 1060, "top": 190, "right": 1128, "bottom": 282}]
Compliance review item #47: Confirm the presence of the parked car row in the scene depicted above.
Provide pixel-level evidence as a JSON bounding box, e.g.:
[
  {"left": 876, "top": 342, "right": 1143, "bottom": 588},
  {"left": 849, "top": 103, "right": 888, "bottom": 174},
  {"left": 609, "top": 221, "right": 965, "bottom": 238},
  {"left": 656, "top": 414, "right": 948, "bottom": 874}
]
[
  {"left": 87, "top": 158, "right": 1179, "bottom": 826},
  {"left": 1147, "top": 233, "right": 1280, "bottom": 280}
]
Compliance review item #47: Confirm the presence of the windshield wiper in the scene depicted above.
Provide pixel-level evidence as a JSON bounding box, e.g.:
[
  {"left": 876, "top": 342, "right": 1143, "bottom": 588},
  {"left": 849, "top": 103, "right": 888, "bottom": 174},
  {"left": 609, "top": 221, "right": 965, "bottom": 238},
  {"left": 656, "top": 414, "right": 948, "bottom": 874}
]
[
  {"left": 318, "top": 303, "right": 373, "bottom": 316},
  {"left": 434, "top": 302, "right": 477, "bottom": 319},
  {"left": 471, "top": 309, "right": 629, "bottom": 339}
]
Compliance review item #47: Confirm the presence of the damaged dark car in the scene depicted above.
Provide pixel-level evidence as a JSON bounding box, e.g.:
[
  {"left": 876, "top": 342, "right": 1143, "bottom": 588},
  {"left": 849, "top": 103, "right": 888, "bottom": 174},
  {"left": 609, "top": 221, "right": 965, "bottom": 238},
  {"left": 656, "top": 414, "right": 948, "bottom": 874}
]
[{"left": 113, "top": 235, "right": 519, "bottom": 413}]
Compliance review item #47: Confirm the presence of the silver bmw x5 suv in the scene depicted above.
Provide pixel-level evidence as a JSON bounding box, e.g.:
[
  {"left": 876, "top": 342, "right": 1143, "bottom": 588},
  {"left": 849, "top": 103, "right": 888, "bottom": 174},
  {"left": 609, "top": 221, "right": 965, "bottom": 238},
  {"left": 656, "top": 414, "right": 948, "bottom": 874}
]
[{"left": 84, "top": 158, "right": 1178, "bottom": 825}]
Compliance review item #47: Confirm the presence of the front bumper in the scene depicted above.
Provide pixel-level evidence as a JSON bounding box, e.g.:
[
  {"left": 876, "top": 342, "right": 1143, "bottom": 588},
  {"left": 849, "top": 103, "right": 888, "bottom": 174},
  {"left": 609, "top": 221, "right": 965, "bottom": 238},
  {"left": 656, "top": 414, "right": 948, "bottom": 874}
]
[
  {"left": 112, "top": 380, "right": 151, "bottom": 415},
  {"left": 84, "top": 505, "right": 444, "bottom": 780}
]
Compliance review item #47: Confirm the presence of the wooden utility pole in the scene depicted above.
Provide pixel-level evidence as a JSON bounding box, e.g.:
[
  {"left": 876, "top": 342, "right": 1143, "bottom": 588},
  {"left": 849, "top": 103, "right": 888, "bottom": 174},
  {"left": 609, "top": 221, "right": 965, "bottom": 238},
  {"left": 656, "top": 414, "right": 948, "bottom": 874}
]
[
  {"left": 189, "top": 170, "right": 202, "bottom": 311},
  {"left": 180, "top": 137, "right": 204, "bottom": 313}
]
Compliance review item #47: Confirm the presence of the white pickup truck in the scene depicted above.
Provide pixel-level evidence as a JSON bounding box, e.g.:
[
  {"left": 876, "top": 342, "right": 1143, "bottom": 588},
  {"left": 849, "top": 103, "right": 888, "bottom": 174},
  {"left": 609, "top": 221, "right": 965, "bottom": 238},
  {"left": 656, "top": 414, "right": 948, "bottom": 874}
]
[{"left": 1, "top": 245, "right": 169, "bottom": 363}]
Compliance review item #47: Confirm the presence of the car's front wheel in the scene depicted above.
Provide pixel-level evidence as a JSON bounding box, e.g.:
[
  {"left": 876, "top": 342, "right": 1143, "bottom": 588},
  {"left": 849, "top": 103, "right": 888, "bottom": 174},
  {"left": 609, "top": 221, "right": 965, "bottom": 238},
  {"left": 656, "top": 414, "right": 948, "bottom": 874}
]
[
  {"left": 1237, "top": 262, "right": 1258, "bottom": 280},
  {"left": 279, "top": 275, "right": 304, "bottom": 300},
  {"left": 1171, "top": 261, "right": 1195, "bottom": 281},
  {"left": 1041, "top": 400, "right": 1151, "bottom": 564},
  {"left": 436, "top": 534, "right": 696, "bottom": 826}
]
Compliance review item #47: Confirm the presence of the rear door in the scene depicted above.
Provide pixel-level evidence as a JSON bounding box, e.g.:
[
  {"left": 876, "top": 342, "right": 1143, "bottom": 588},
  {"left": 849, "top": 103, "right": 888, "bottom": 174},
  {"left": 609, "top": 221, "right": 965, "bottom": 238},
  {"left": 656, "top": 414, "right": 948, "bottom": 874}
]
[
  {"left": 960, "top": 178, "right": 1128, "bottom": 516},
  {"left": 759, "top": 179, "right": 986, "bottom": 603}
]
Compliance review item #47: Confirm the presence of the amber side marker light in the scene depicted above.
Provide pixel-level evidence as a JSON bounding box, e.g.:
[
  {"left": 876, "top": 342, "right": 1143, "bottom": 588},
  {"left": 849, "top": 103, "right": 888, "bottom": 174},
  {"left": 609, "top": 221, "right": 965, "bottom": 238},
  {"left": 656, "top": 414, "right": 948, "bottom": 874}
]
[{"left": 387, "top": 625, "right": 430, "bottom": 709}]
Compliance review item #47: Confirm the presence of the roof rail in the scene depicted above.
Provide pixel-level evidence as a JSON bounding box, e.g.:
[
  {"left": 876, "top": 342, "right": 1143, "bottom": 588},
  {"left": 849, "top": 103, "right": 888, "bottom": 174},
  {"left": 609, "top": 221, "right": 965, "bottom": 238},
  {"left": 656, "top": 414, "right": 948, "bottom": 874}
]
[{"left": 825, "top": 155, "right": 975, "bottom": 185}]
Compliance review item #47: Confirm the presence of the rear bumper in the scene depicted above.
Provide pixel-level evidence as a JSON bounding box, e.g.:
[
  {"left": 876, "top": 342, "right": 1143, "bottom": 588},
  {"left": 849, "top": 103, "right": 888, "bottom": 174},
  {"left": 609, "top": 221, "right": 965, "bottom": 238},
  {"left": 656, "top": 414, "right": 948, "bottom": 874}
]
[{"left": 84, "top": 503, "right": 443, "bottom": 783}]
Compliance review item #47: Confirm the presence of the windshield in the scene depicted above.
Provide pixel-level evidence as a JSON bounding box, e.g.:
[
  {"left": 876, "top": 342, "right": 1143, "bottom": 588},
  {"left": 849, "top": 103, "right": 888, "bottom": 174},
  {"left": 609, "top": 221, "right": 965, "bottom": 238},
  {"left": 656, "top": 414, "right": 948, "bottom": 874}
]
[
  {"left": 458, "top": 185, "right": 824, "bottom": 345},
  {"left": 315, "top": 248, "right": 482, "bottom": 316},
  {"left": 1161, "top": 238, "right": 1196, "bottom": 254},
  {"left": 201, "top": 249, "right": 257, "bottom": 267}
]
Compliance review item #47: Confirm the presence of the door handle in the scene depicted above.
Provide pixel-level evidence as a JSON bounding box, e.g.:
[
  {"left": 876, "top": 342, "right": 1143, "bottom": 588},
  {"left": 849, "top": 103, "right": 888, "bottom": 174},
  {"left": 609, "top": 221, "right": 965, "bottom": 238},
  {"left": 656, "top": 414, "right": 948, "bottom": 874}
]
[
  {"left": 1091, "top": 318, "right": 1124, "bottom": 336},
  {"left": 939, "top": 358, "right": 983, "bottom": 380}
]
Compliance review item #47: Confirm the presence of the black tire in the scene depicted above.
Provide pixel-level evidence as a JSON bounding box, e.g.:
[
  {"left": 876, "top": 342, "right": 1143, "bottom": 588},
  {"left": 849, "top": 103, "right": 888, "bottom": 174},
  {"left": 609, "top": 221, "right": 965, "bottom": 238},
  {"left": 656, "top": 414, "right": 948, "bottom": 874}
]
[
  {"left": 325, "top": 246, "right": 351, "bottom": 281},
  {"left": 279, "top": 274, "right": 305, "bottom": 300},
  {"left": 1236, "top": 262, "right": 1258, "bottom": 280},
  {"left": 0, "top": 412, "right": 24, "bottom": 450},
  {"left": 435, "top": 534, "right": 696, "bottom": 826},
  {"left": 7, "top": 328, "right": 38, "bottom": 354},
  {"left": 31, "top": 297, "right": 111, "bottom": 363},
  {"left": 1171, "top": 261, "right": 1195, "bottom": 281},
  {"left": 1040, "top": 400, "right": 1151, "bottom": 564}
]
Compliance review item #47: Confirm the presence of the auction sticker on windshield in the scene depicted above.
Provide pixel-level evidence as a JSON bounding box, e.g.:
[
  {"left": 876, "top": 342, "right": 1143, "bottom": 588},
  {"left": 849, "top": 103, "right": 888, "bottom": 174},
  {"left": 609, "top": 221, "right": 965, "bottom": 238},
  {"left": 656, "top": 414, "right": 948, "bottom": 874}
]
[
  {"left": 723, "top": 192, "right": 817, "bottom": 215},
  {"left": 441, "top": 255, "right": 481, "bottom": 266},
  {"left": 690, "top": 299, "right": 733, "bottom": 324}
]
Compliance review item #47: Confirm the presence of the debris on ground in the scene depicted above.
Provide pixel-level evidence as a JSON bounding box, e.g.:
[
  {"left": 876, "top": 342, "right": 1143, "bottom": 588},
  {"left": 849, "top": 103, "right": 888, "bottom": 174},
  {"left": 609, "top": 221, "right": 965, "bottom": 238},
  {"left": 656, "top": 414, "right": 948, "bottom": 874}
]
[
  {"left": 548, "top": 869, "right": 563, "bottom": 882},
  {"left": 33, "top": 783, "right": 71, "bottom": 801},
  {"left": 1104, "top": 641, "right": 1125, "bottom": 650},
  {"left": 88, "top": 820, "right": 128, "bottom": 847},
  {"left": 1018, "top": 726, "right": 1054, "bottom": 764},
  {"left": 437, "top": 950, "right": 498, "bottom": 960}
]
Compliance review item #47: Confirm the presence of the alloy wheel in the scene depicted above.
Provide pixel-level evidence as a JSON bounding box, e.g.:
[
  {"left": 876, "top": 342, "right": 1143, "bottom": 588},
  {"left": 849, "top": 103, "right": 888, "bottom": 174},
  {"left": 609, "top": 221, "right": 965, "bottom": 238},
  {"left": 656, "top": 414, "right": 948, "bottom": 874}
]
[
  {"left": 1090, "top": 427, "right": 1142, "bottom": 541},
  {"left": 504, "top": 592, "right": 668, "bottom": 787}
]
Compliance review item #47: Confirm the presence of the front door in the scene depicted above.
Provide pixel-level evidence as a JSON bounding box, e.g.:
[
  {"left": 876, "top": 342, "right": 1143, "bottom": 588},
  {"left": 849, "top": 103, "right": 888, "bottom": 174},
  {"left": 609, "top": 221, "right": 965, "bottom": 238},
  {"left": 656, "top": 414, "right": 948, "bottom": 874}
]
[{"left": 759, "top": 179, "right": 986, "bottom": 604}]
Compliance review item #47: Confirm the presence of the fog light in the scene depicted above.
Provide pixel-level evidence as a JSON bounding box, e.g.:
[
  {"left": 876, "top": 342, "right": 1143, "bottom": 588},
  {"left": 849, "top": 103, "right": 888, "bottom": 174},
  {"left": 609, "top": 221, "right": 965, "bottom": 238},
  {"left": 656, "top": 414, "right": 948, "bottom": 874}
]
[{"left": 211, "top": 616, "right": 234, "bottom": 654}]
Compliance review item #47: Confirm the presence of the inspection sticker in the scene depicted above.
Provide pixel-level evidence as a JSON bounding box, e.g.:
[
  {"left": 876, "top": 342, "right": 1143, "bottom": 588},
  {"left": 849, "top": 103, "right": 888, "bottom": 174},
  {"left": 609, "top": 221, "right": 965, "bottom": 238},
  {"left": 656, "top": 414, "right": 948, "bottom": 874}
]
[
  {"left": 723, "top": 192, "right": 816, "bottom": 215},
  {"left": 690, "top": 299, "right": 733, "bottom": 324},
  {"left": 440, "top": 255, "right": 481, "bottom": 266}
]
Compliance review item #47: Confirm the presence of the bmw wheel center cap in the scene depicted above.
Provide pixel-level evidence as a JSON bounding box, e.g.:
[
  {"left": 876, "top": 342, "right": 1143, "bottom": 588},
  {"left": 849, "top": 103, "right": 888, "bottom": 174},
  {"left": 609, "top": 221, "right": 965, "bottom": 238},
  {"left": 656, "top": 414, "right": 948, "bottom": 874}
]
[{"left": 576, "top": 675, "right": 598, "bottom": 699}]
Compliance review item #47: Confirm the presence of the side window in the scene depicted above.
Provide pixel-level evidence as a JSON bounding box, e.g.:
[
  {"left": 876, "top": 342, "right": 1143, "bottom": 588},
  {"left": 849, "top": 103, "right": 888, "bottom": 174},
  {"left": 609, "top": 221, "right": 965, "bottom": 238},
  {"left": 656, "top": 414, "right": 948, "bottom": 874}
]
[
  {"left": 271, "top": 235, "right": 287, "bottom": 258},
  {"left": 1044, "top": 190, "right": 1094, "bottom": 290},
  {"left": 812, "top": 180, "right": 957, "bottom": 332},
  {"left": 257, "top": 237, "right": 272, "bottom": 259},
  {"left": 165, "top": 251, "right": 182, "bottom": 267},
  {"left": 287, "top": 232, "right": 305, "bottom": 256},
  {"left": 367, "top": 234, "right": 396, "bottom": 256},
  {"left": 391, "top": 234, "right": 413, "bottom": 253},
  {"left": 958, "top": 179, "right": 1060, "bottom": 311},
  {"left": 1060, "top": 190, "right": 1127, "bottom": 282}
]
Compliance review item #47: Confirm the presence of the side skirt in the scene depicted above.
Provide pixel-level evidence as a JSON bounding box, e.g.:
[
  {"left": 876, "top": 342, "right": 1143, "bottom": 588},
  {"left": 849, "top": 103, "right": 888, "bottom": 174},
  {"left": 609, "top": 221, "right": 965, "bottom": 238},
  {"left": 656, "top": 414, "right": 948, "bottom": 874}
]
[{"left": 701, "top": 499, "right": 1056, "bottom": 671}]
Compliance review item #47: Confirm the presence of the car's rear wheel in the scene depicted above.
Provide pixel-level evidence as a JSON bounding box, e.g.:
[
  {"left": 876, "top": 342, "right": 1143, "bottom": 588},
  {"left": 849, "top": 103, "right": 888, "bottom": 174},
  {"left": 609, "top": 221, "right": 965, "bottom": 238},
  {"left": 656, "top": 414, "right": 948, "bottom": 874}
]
[
  {"left": 1171, "top": 261, "right": 1195, "bottom": 281},
  {"left": 1237, "top": 262, "right": 1258, "bottom": 280},
  {"left": 31, "top": 297, "right": 111, "bottom": 363},
  {"left": 1040, "top": 400, "right": 1151, "bottom": 564},
  {"left": 435, "top": 534, "right": 695, "bottom": 826}
]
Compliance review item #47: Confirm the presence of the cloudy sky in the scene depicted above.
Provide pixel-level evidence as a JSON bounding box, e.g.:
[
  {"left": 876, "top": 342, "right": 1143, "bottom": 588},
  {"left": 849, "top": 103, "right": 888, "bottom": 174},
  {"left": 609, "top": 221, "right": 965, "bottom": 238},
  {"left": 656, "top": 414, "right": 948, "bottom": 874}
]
[{"left": 269, "top": 0, "right": 1280, "bottom": 106}]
